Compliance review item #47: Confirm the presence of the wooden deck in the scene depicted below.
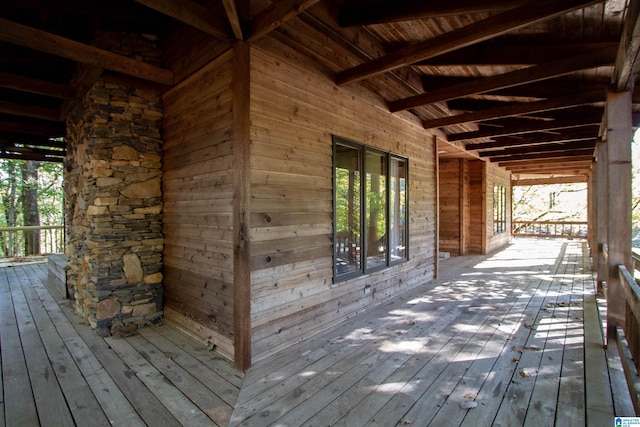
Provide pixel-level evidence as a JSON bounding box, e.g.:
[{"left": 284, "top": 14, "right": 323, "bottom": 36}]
[{"left": 0, "top": 239, "right": 635, "bottom": 426}]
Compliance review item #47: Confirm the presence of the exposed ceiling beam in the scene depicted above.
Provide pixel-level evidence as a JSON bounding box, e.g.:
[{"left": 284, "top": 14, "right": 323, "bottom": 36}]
[
  {"left": 0, "top": 101, "right": 60, "bottom": 122},
  {"left": 246, "top": 0, "right": 321, "bottom": 43},
  {"left": 0, "top": 71, "right": 75, "bottom": 99},
  {"left": 388, "top": 46, "right": 616, "bottom": 112},
  {"left": 416, "top": 42, "right": 618, "bottom": 66},
  {"left": 449, "top": 114, "right": 603, "bottom": 142},
  {"left": 423, "top": 90, "right": 604, "bottom": 129},
  {"left": 613, "top": 0, "right": 640, "bottom": 91},
  {"left": 0, "top": 120, "right": 65, "bottom": 137},
  {"left": 0, "top": 17, "right": 173, "bottom": 86},
  {"left": 339, "top": 0, "right": 525, "bottom": 27},
  {"left": 465, "top": 127, "right": 599, "bottom": 150},
  {"left": 335, "top": 0, "right": 601, "bottom": 85},
  {"left": 0, "top": 134, "right": 65, "bottom": 148},
  {"left": 512, "top": 176, "right": 589, "bottom": 185},
  {"left": 479, "top": 140, "right": 596, "bottom": 158},
  {"left": 0, "top": 151, "right": 64, "bottom": 163},
  {"left": 506, "top": 161, "right": 593, "bottom": 171},
  {"left": 221, "top": 0, "right": 244, "bottom": 40},
  {"left": 134, "top": 0, "right": 233, "bottom": 41},
  {"left": 494, "top": 150, "right": 595, "bottom": 162}
]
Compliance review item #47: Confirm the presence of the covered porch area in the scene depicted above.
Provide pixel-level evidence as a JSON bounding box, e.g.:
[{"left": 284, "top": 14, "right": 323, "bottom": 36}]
[{"left": 1, "top": 238, "right": 632, "bottom": 426}]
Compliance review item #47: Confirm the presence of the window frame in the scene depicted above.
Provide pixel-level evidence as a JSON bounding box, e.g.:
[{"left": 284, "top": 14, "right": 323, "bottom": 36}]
[
  {"left": 493, "top": 183, "right": 507, "bottom": 235},
  {"left": 332, "top": 136, "right": 409, "bottom": 282}
]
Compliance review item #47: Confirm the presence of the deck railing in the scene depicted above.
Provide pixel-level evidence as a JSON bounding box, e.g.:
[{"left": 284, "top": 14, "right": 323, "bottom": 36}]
[
  {"left": 0, "top": 225, "right": 65, "bottom": 257},
  {"left": 512, "top": 220, "right": 588, "bottom": 238}
]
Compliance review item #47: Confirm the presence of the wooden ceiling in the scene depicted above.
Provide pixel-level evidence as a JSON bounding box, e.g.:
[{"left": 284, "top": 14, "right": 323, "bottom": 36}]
[{"left": 0, "top": 0, "right": 638, "bottom": 185}]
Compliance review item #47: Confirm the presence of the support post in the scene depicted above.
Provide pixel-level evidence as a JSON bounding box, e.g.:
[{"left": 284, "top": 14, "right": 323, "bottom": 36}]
[
  {"left": 233, "top": 41, "right": 252, "bottom": 370},
  {"left": 596, "top": 140, "right": 608, "bottom": 295},
  {"left": 606, "top": 88, "right": 633, "bottom": 337}
]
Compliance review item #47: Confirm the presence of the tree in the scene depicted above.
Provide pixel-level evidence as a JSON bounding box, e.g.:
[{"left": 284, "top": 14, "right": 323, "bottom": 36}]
[{"left": 21, "top": 160, "right": 40, "bottom": 254}]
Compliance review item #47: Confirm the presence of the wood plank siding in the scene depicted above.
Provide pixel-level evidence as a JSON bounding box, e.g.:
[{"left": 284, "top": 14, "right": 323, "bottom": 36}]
[
  {"left": 486, "top": 162, "right": 512, "bottom": 253},
  {"left": 249, "top": 38, "right": 438, "bottom": 362},
  {"left": 162, "top": 51, "right": 236, "bottom": 361}
]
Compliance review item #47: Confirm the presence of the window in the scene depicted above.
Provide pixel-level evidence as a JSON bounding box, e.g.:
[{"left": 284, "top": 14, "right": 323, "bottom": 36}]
[
  {"left": 493, "top": 184, "right": 507, "bottom": 234},
  {"left": 333, "top": 136, "right": 408, "bottom": 280}
]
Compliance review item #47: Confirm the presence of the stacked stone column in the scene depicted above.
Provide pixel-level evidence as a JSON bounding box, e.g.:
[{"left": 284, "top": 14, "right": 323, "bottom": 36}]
[{"left": 65, "top": 33, "right": 164, "bottom": 336}]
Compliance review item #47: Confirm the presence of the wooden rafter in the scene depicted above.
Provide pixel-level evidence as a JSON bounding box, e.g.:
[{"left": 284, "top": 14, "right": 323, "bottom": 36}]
[
  {"left": 0, "top": 120, "right": 65, "bottom": 137},
  {"left": 450, "top": 114, "right": 603, "bottom": 142},
  {"left": 339, "top": 0, "right": 525, "bottom": 27},
  {"left": 221, "top": 0, "right": 244, "bottom": 40},
  {"left": 0, "top": 134, "right": 65, "bottom": 148},
  {"left": 465, "top": 127, "right": 599, "bottom": 151},
  {"left": 493, "top": 149, "right": 595, "bottom": 162},
  {"left": 423, "top": 90, "right": 604, "bottom": 129},
  {"left": 512, "top": 176, "right": 589, "bottom": 185},
  {"left": 417, "top": 42, "right": 619, "bottom": 66},
  {"left": 0, "top": 17, "right": 173, "bottom": 85},
  {"left": 134, "top": 0, "right": 233, "bottom": 41},
  {"left": 0, "top": 101, "right": 60, "bottom": 122},
  {"left": 479, "top": 140, "right": 596, "bottom": 158},
  {"left": 335, "top": 0, "right": 601, "bottom": 85},
  {"left": 613, "top": 0, "right": 640, "bottom": 91},
  {"left": 246, "top": 0, "right": 321, "bottom": 43},
  {"left": 388, "top": 46, "right": 616, "bottom": 112},
  {"left": 0, "top": 71, "right": 74, "bottom": 99}
]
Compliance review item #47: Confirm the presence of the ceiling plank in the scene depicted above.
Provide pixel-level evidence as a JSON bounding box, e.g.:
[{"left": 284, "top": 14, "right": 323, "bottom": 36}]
[
  {"left": 0, "top": 71, "right": 75, "bottom": 99},
  {"left": 335, "top": 0, "right": 601, "bottom": 86},
  {"left": 134, "top": 0, "right": 233, "bottom": 41},
  {"left": 0, "top": 17, "right": 173, "bottom": 86},
  {"left": 339, "top": 0, "right": 525, "bottom": 27},
  {"left": 449, "top": 114, "right": 603, "bottom": 142},
  {"left": 613, "top": 0, "right": 640, "bottom": 91},
  {"left": 423, "top": 90, "right": 604, "bottom": 129},
  {"left": 479, "top": 140, "right": 596, "bottom": 158},
  {"left": 246, "top": 0, "right": 321, "bottom": 43},
  {"left": 465, "top": 127, "right": 599, "bottom": 150},
  {"left": 388, "top": 46, "right": 616, "bottom": 112},
  {"left": 221, "top": 0, "right": 244, "bottom": 40}
]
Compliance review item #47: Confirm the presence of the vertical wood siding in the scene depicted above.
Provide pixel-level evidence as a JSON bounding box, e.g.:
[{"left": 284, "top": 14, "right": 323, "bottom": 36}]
[
  {"left": 438, "top": 159, "right": 462, "bottom": 256},
  {"left": 249, "top": 41, "right": 437, "bottom": 361},
  {"left": 162, "top": 52, "right": 236, "bottom": 360},
  {"left": 469, "top": 160, "right": 485, "bottom": 253},
  {"left": 485, "top": 162, "right": 511, "bottom": 253}
]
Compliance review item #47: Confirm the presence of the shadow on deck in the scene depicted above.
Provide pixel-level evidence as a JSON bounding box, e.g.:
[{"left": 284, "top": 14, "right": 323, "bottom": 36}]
[{"left": 0, "top": 239, "right": 634, "bottom": 426}]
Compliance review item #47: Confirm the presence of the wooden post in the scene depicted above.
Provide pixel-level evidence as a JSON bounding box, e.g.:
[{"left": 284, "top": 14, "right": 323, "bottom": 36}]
[
  {"left": 434, "top": 135, "right": 440, "bottom": 278},
  {"left": 232, "top": 41, "right": 252, "bottom": 370},
  {"left": 595, "top": 140, "right": 608, "bottom": 295},
  {"left": 606, "top": 88, "right": 633, "bottom": 337}
]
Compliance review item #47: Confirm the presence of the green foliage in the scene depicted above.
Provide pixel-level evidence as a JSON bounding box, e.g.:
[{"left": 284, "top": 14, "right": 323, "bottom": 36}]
[{"left": 0, "top": 159, "right": 63, "bottom": 227}]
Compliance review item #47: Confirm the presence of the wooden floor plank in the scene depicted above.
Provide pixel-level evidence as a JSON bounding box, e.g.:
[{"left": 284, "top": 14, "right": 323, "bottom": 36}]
[
  {"left": 142, "top": 324, "right": 245, "bottom": 390},
  {"left": 7, "top": 268, "right": 110, "bottom": 426},
  {"left": 105, "top": 335, "right": 217, "bottom": 427},
  {"left": 126, "top": 333, "right": 233, "bottom": 425},
  {"left": 0, "top": 268, "right": 39, "bottom": 426},
  {"left": 0, "top": 239, "right": 626, "bottom": 427},
  {"left": 23, "top": 264, "right": 146, "bottom": 427},
  {"left": 33, "top": 263, "right": 184, "bottom": 427}
]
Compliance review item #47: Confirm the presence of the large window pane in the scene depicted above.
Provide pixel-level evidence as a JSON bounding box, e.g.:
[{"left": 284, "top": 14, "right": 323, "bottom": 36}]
[
  {"left": 389, "top": 157, "right": 407, "bottom": 262},
  {"left": 366, "top": 151, "right": 387, "bottom": 270},
  {"left": 335, "top": 144, "right": 361, "bottom": 276}
]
